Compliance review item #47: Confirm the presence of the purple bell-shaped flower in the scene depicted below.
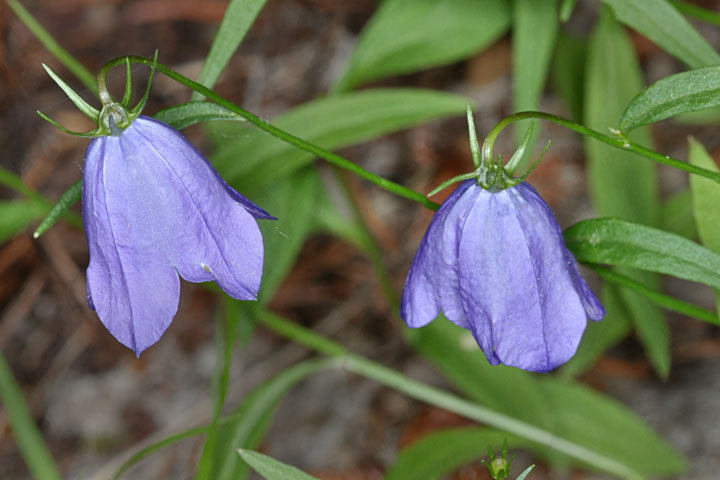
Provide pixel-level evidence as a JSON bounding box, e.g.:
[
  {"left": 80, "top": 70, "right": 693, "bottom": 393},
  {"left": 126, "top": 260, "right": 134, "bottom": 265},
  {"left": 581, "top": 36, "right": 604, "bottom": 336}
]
[
  {"left": 83, "top": 115, "right": 272, "bottom": 356},
  {"left": 401, "top": 179, "right": 605, "bottom": 372}
]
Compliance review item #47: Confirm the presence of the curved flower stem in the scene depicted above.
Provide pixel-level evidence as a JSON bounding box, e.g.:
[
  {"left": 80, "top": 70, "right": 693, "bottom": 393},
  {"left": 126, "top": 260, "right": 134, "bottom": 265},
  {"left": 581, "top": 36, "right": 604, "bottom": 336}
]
[
  {"left": 258, "top": 311, "right": 643, "bottom": 480},
  {"left": 481, "top": 111, "right": 720, "bottom": 185},
  {"left": 100, "top": 56, "right": 440, "bottom": 211},
  {"left": 589, "top": 265, "right": 719, "bottom": 325}
]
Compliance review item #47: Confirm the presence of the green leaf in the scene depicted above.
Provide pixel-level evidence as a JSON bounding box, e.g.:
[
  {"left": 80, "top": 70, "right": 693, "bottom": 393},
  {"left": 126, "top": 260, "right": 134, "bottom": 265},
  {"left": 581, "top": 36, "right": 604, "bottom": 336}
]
[
  {"left": 672, "top": 1, "right": 720, "bottom": 27},
  {"left": 212, "top": 88, "right": 467, "bottom": 188},
  {"left": 41, "top": 64, "right": 99, "bottom": 120},
  {"left": 7, "top": 0, "right": 96, "bottom": 92},
  {"left": 385, "top": 427, "right": 525, "bottom": 480},
  {"left": 0, "top": 201, "right": 47, "bottom": 243},
  {"left": 196, "top": 298, "right": 245, "bottom": 480},
  {"left": 661, "top": 189, "right": 697, "bottom": 240},
  {"left": 237, "top": 449, "right": 320, "bottom": 480},
  {"left": 560, "top": 0, "right": 579, "bottom": 21},
  {"left": 409, "top": 320, "right": 686, "bottom": 477},
  {"left": 565, "top": 217, "right": 720, "bottom": 290},
  {"left": 516, "top": 465, "right": 536, "bottom": 480},
  {"left": 113, "top": 359, "right": 331, "bottom": 479},
  {"left": 113, "top": 427, "right": 208, "bottom": 479},
  {"left": 551, "top": 31, "right": 586, "bottom": 120},
  {"left": 621, "top": 67, "right": 720, "bottom": 131},
  {"left": 192, "top": 0, "right": 268, "bottom": 100},
  {"left": 154, "top": 102, "right": 247, "bottom": 130},
  {"left": 512, "top": 0, "right": 558, "bottom": 163},
  {"left": 209, "top": 358, "right": 333, "bottom": 480},
  {"left": 560, "top": 285, "right": 632, "bottom": 378},
  {"left": 584, "top": 9, "right": 666, "bottom": 377},
  {"left": 33, "top": 181, "right": 81, "bottom": 238},
  {"left": 602, "top": 0, "right": 720, "bottom": 68},
  {"left": 0, "top": 351, "right": 62, "bottom": 480},
  {"left": 616, "top": 272, "right": 671, "bottom": 376},
  {"left": 689, "top": 138, "right": 720, "bottom": 313},
  {"left": 333, "top": 0, "right": 510, "bottom": 92}
]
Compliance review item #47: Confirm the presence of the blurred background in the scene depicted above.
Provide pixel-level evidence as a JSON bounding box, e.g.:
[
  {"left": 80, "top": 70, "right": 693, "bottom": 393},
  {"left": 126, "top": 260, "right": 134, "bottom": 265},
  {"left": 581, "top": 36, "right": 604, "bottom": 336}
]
[{"left": 3, "top": 1, "right": 720, "bottom": 478}]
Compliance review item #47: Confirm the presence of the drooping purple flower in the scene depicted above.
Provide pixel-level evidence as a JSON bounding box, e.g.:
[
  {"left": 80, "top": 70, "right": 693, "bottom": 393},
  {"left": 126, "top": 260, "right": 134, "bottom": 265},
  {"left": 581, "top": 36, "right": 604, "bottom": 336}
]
[
  {"left": 83, "top": 115, "right": 272, "bottom": 356},
  {"left": 401, "top": 179, "right": 605, "bottom": 372}
]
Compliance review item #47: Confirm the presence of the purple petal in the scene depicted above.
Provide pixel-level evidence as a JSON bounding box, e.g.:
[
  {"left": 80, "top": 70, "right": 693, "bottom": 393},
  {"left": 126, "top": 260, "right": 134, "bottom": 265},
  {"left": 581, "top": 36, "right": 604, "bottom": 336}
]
[
  {"left": 129, "top": 117, "right": 264, "bottom": 300},
  {"left": 516, "top": 183, "right": 606, "bottom": 322},
  {"left": 83, "top": 136, "right": 180, "bottom": 356},
  {"left": 401, "top": 180, "right": 476, "bottom": 329},
  {"left": 485, "top": 182, "right": 592, "bottom": 371},
  {"left": 83, "top": 116, "right": 267, "bottom": 355}
]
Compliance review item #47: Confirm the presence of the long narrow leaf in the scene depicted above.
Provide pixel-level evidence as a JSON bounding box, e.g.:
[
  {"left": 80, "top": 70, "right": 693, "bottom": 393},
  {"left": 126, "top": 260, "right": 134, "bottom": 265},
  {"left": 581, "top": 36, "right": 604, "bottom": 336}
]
[
  {"left": 602, "top": 0, "right": 720, "bottom": 68},
  {"left": 621, "top": 66, "right": 720, "bottom": 131},
  {"left": 385, "top": 427, "right": 525, "bottom": 480},
  {"left": 0, "top": 352, "right": 62, "bottom": 480},
  {"left": 565, "top": 217, "right": 720, "bottom": 290},
  {"left": 154, "top": 102, "right": 247, "bottom": 130},
  {"left": 192, "top": 0, "right": 268, "bottom": 100},
  {"left": 333, "top": 0, "right": 510, "bottom": 92},
  {"left": 237, "top": 449, "right": 320, "bottom": 480},
  {"left": 584, "top": 8, "right": 667, "bottom": 377},
  {"left": 212, "top": 88, "right": 467, "bottom": 188},
  {"left": 689, "top": 138, "right": 720, "bottom": 313}
]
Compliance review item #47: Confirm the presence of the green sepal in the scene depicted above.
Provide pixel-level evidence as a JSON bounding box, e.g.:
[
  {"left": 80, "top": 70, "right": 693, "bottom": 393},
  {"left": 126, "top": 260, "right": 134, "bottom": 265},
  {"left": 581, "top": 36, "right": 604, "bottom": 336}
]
[
  {"left": 33, "top": 180, "right": 82, "bottom": 238},
  {"left": 427, "top": 171, "right": 480, "bottom": 197},
  {"left": 130, "top": 50, "right": 158, "bottom": 116},
  {"left": 36, "top": 110, "right": 103, "bottom": 138},
  {"left": 516, "top": 465, "right": 536, "bottom": 480},
  {"left": 42, "top": 63, "right": 99, "bottom": 120},
  {"left": 121, "top": 57, "right": 133, "bottom": 107},
  {"left": 466, "top": 103, "right": 481, "bottom": 169},
  {"left": 504, "top": 120, "right": 537, "bottom": 175},
  {"left": 518, "top": 140, "right": 551, "bottom": 182}
]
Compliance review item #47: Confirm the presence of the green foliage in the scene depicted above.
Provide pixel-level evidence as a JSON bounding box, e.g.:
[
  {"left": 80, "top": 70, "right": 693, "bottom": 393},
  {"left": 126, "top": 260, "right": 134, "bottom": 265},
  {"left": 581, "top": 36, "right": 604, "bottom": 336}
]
[
  {"left": 212, "top": 88, "right": 467, "bottom": 188},
  {"left": 689, "top": 138, "right": 720, "bottom": 313},
  {"left": 602, "top": 0, "right": 720, "bottom": 68},
  {"left": 237, "top": 449, "right": 320, "bottom": 480},
  {"left": 154, "top": 102, "right": 247, "bottom": 130},
  {"left": 662, "top": 189, "right": 698, "bottom": 240},
  {"left": 0, "top": 201, "right": 47, "bottom": 243},
  {"left": 584, "top": 9, "right": 667, "bottom": 377},
  {"left": 333, "top": 0, "right": 510, "bottom": 92},
  {"left": 621, "top": 67, "right": 720, "bottom": 131},
  {"left": 565, "top": 218, "right": 720, "bottom": 290},
  {"left": 192, "top": 0, "right": 268, "bottom": 100},
  {"left": 551, "top": 31, "right": 586, "bottom": 120},
  {"left": 512, "top": 0, "right": 558, "bottom": 163},
  {"left": 33, "top": 181, "right": 81, "bottom": 238},
  {"left": 409, "top": 320, "right": 686, "bottom": 478},
  {"left": 385, "top": 428, "right": 524, "bottom": 480},
  {"left": 0, "top": 352, "right": 62, "bottom": 480}
]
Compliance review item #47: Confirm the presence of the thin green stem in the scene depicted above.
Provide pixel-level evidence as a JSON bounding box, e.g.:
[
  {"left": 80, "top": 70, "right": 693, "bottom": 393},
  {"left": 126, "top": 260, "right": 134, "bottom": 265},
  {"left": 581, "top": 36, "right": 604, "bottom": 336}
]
[
  {"left": 481, "top": 111, "right": 720, "bottom": 185},
  {"left": 590, "top": 264, "right": 719, "bottom": 325},
  {"left": 101, "top": 56, "right": 440, "bottom": 211},
  {"left": 257, "top": 312, "right": 642, "bottom": 480}
]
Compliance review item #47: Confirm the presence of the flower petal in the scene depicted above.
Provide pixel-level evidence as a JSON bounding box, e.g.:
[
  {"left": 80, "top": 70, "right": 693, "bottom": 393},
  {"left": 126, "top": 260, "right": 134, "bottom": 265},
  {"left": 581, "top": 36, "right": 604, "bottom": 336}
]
[
  {"left": 83, "top": 136, "right": 180, "bottom": 356},
  {"left": 128, "top": 117, "right": 264, "bottom": 300},
  {"left": 516, "top": 183, "right": 605, "bottom": 321},
  {"left": 488, "top": 182, "right": 590, "bottom": 371},
  {"left": 401, "top": 180, "right": 475, "bottom": 329}
]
